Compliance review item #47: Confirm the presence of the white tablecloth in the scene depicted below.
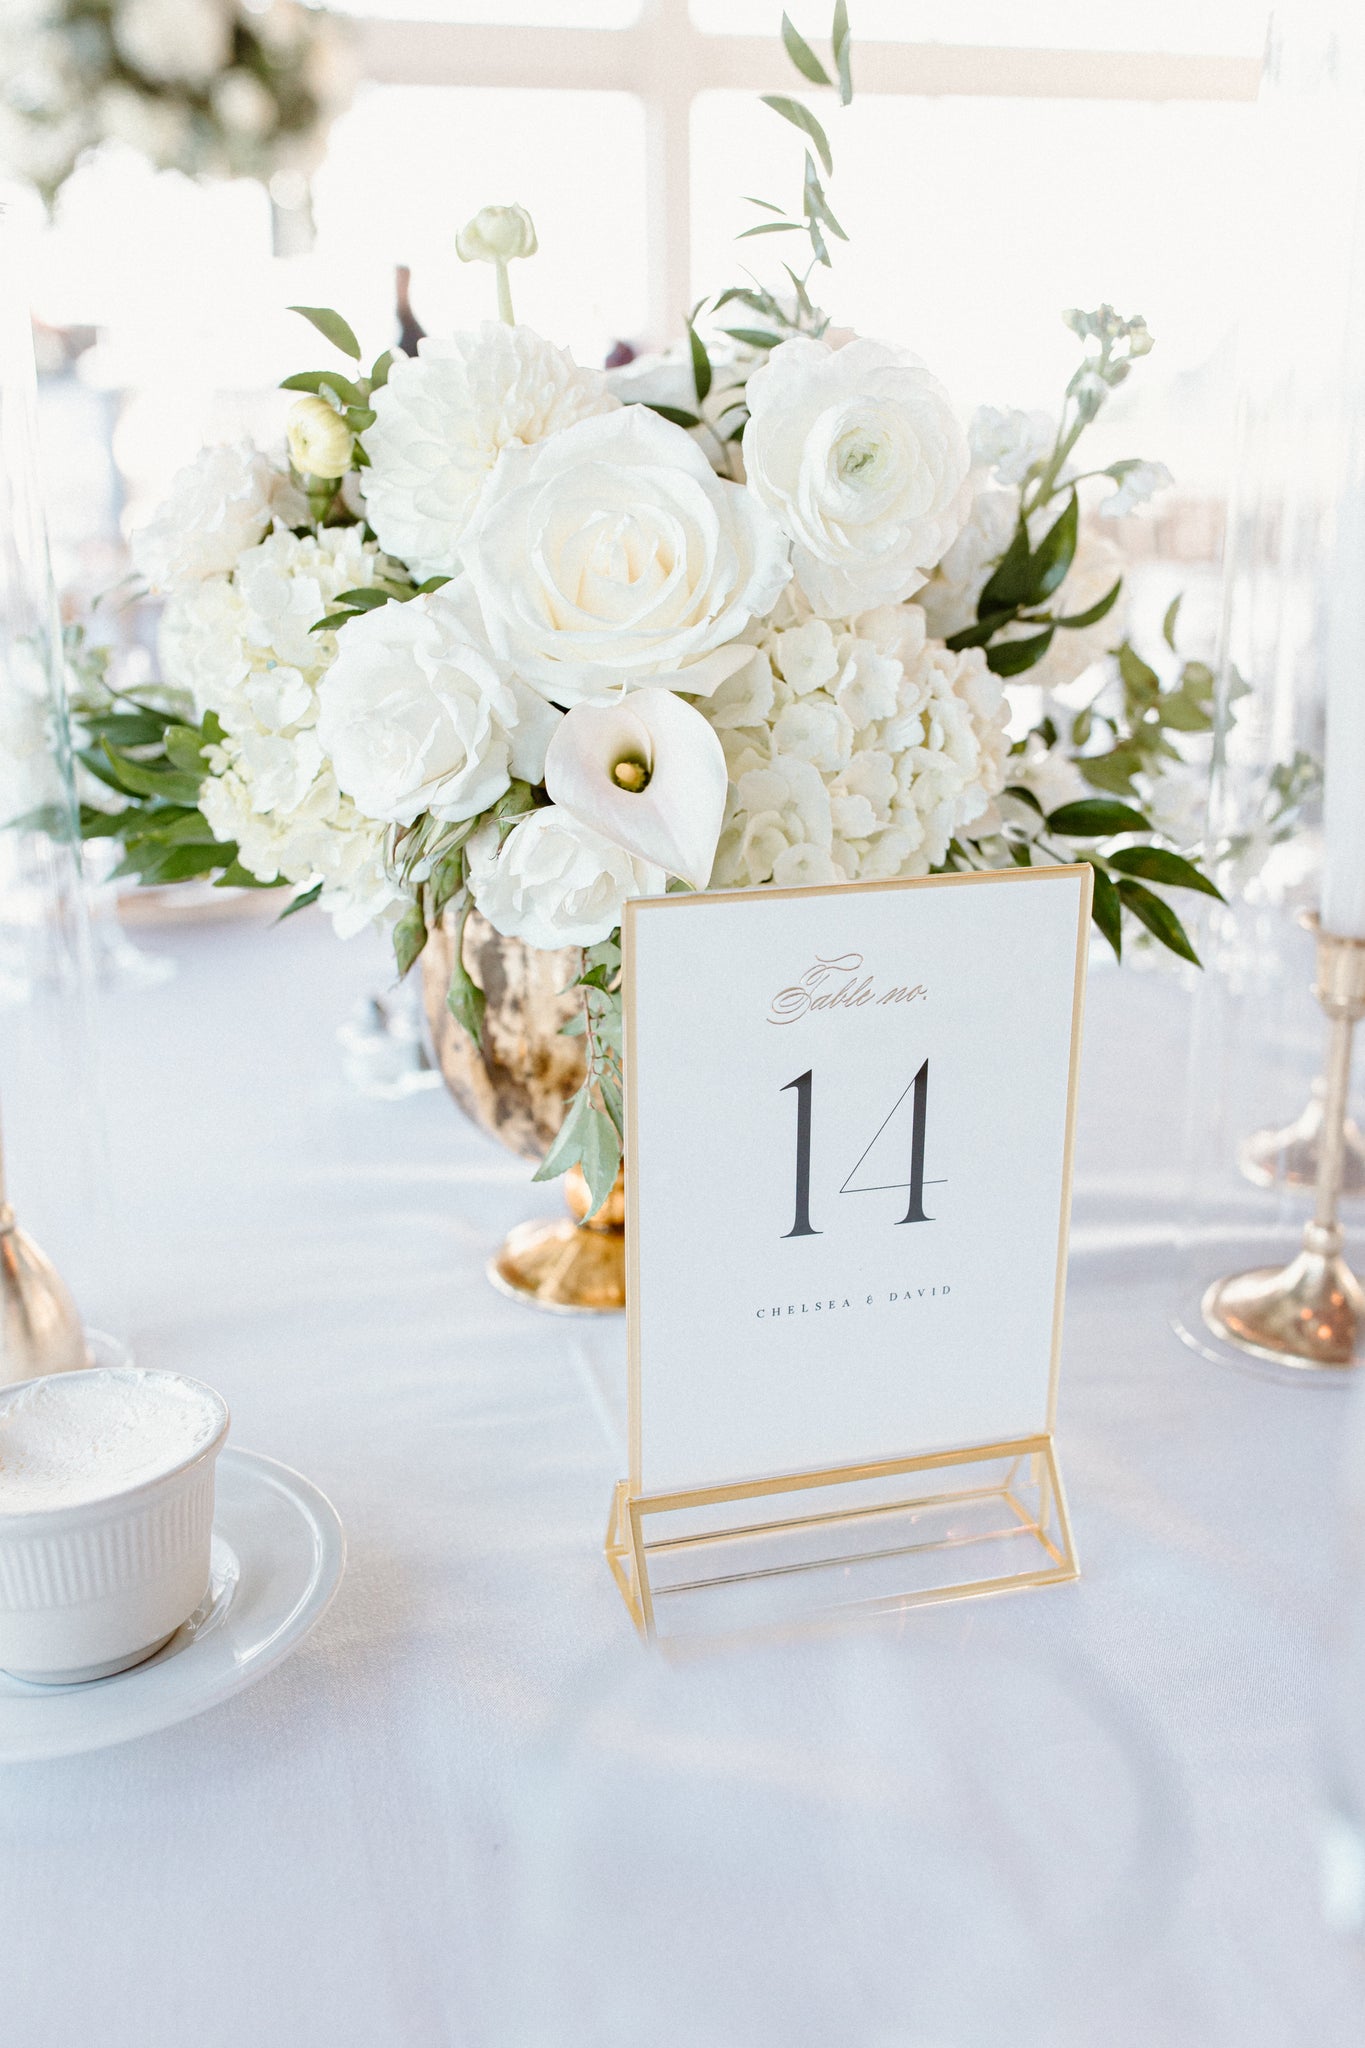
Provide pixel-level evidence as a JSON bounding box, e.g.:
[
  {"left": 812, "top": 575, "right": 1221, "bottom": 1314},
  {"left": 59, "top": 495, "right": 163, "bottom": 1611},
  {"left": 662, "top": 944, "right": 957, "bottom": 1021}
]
[{"left": 4, "top": 909, "right": 1363, "bottom": 2047}]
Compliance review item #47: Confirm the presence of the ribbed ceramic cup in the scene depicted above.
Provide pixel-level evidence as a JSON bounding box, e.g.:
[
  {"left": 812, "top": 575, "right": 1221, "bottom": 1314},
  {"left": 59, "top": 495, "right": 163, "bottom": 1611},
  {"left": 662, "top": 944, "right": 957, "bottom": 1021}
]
[{"left": 0, "top": 1369, "right": 230, "bottom": 1684}]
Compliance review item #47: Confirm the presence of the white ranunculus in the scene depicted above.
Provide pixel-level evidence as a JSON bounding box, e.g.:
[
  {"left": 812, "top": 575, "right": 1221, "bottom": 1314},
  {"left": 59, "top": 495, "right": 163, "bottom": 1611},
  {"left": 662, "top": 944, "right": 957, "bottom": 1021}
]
[
  {"left": 132, "top": 442, "right": 300, "bottom": 590},
  {"left": 286, "top": 395, "right": 352, "bottom": 479},
  {"left": 544, "top": 686, "right": 727, "bottom": 889},
  {"left": 114, "top": 0, "right": 232, "bottom": 85},
  {"left": 456, "top": 204, "right": 537, "bottom": 266},
  {"left": 361, "top": 323, "right": 617, "bottom": 582},
  {"left": 742, "top": 336, "right": 971, "bottom": 615},
  {"left": 467, "top": 807, "right": 664, "bottom": 949},
  {"left": 461, "top": 404, "right": 791, "bottom": 707},
  {"left": 317, "top": 585, "right": 559, "bottom": 828}
]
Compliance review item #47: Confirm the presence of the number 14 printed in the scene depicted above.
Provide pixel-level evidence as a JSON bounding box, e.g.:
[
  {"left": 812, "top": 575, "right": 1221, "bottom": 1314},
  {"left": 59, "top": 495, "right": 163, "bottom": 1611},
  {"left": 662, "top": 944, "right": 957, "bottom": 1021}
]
[{"left": 781, "top": 1063, "right": 937, "bottom": 1240}]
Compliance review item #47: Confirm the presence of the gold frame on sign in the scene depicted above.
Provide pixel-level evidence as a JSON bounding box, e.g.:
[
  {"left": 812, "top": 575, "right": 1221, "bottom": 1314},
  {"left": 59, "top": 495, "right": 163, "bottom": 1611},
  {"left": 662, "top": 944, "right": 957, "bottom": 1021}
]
[{"left": 609, "top": 863, "right": 1093, "bottom": 1641}]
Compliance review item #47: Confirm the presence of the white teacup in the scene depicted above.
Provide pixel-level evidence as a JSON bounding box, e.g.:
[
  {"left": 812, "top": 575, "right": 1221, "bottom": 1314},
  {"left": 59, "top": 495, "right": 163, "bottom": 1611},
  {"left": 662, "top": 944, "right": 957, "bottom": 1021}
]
[{"left": 0, "top": 1367, "right": 230, "bottom": 1684}]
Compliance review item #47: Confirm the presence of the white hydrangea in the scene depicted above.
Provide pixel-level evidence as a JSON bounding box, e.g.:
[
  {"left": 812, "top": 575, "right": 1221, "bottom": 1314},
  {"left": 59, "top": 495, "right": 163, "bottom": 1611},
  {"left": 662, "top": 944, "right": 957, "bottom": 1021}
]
[
  {"left": 703, "top": 598, "right": 993, "bottom": 890},
  {"left": 132, "top": 441, "right": 306, "bottom": 591},
  {"left": 166, "top": 526, "right": 407, "bottom": 938},
  {"left": 362, "top": 323, "right": 617, "bottom": 582}
]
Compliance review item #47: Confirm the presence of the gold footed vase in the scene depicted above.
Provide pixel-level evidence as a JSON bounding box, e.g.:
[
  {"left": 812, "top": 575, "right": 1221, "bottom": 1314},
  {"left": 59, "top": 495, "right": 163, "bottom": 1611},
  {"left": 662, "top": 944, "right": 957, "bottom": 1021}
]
[{"left": 421, "top": 909, "right": 625, "bottom": 1314}]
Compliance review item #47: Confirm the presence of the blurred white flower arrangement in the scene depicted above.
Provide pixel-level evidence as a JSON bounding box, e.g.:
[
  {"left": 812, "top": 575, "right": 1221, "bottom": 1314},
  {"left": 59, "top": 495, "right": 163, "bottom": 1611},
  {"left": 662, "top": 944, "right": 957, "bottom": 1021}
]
[
  {"left": 77, "top": 6, "right": 1235, "bottom": 1210},
  {"left": 0, "top": 0, "right": 354, "bottom": 206}
]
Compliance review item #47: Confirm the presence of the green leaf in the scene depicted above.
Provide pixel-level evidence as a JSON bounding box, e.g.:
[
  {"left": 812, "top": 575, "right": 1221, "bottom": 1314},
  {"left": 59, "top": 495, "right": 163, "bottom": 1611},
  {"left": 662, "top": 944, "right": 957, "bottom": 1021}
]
[
  {"left": 977, "top": 518, "right": 1033, "bottom": 613},
  {"left": 214, "top": 860, "right": 286, "bottom": 891},
  {"left": 311, "top": 611, "right": 357, "bottom": 635},
  {"left": 1162, "top": 594, "right": 1182, "bottom": 649},
  {"left": 763, "top": 95, "right": 833, "bottom": 177},
  {"left": 277, "top": 881, "right": 323, "bottom": 922},
  {"left": 114, "top": 838, "right": 233, "bottom": 884},
  {"left": 1071, "top": 705, "right": 1093, "bottom": 748},
  {"left": 533, "top": 1087, "right": 593, "bottom": 1184},
  {"left": 79, "top": 806, "right": 126, "bottom": 839},
  {"left": 578, "top": 1100, "right": 623, "bottom": 1218},
  {"left": 1047, "top": 798, "right": 1153, "bottom": 836},
  {"left": 1117, "top": 878, "right": 1200, "bottom": 965},
  {"left": 645, "top": 402, "right": 701, "bottom": 428},
  {"left": 1056, "top": 576, "right": 1122, "bottom": 631},
  {"left": 369, "top": 349, "right": 394, "bottom": 389},
  {"left": 801, "top": 151, "right": 847, "bottom": 237},
  {"left": 780, "top": 13, "right": 833, "bottom": 87},
  {"left": 334, "top": 587, "right": 391, "bottom": 611},
  {"left": 742, "top": 195, "right": 788, "bottom": 215},
  {"left": 392, "top": 901, "right": 428, "bottom": 977},
  {"left": 1086, "top": 860, "right": 1123, "bottom": 960},
  {"left": 737, "top": 221, "right": 805, "bottom": 240},
  {"left": 279, "top": 369, "right": 364, "bottom": 409},
  {"left": 945, "top": 606, "right": 1018, "bottom": 653},
  {"left": 1079, "top": 748, "right": 1143, "bottom": 796},
  {"left": 164, "top": 724, "right": 209, "bottom": 775},
  {"left": 1157, "top": 689, "right": 1213, "bottom": 733},
  {"left": 687, "top": 320, "right": 712, "bottom": 404},
  {"left": 444, "top": 896, "right": 485, "bottom": 1049},
  {"left": 288, "top": 305, "right": 361, "bottom": 361},
  {"left": 1106, "top": 844, "right": 1223, "bottom": 900},
  {"left": 416, "top": 575, "right": 451, "bottom": 594},
  {"left": 1118, "top": 641, "right": 1160, "bottom": 713},
  {"left": 719, "top": 326, "right": 784, "bottom": 349},
  {"left": 832, "top": 0, "right": 853, "bottom": 103},
  {"left": 98, "top": 742, "right": 202, "bottom": 805},
  {"left": 87, "top": 711, "right": 168, "bottom": 747},
  {"left": 345, "top": 405, "right": 377, "bottom": 433},
  {"left": 987, "top": 627, "right": 1055, "bottom": 677},
  {"left": 1002, "top": 783, "right": 1044, "bottom": 817},
  {"left": 1029, "top": 491, "right": 1079, "bottom": 601}
]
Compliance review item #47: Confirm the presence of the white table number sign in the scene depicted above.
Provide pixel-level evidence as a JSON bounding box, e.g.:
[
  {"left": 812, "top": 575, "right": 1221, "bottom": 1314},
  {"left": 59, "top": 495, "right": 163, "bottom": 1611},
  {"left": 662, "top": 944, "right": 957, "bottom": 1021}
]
[{"left": 607, "top": 864, "right": 1092, "bottom": 1639}]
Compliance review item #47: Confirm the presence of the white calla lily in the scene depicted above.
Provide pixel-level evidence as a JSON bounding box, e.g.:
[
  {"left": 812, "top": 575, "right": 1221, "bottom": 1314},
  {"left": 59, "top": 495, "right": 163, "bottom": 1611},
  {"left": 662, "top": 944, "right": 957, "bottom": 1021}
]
[{"left": 544, "top": 686, "right": 728, "bottom": 891}]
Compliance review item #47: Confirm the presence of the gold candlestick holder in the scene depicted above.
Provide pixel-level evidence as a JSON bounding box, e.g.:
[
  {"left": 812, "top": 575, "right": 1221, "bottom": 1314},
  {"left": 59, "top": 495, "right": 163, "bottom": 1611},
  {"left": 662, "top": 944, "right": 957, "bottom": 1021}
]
[
  {"left": 1202, "top": 916, "right": 1365, "bottom": 1370},
  {"left": 0, "top": 1112, "right": 89, "bottom": 1385}
]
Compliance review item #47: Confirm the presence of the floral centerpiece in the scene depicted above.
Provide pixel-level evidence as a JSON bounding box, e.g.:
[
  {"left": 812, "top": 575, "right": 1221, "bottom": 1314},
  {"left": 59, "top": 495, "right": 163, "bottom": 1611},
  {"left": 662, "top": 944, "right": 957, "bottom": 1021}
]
[
  {"left": 77, "top": 7, "right": 1225, "bottom": 1216},
  {"left": 0, "top": 0, "right": 352, "bottom": 206}
]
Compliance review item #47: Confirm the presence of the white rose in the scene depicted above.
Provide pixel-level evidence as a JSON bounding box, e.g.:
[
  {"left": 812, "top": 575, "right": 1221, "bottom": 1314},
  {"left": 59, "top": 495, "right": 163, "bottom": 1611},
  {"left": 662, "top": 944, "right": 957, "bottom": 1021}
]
[
  {"left": 114, "top": 0, "right": 232, "bottom": 85},
  {"left": 461, "top": 404, "right": 791, "bottom": 707},
  {"left": 467, "top": 807, "right": 664, "bottom": 950},
  {"left": 362, "top": 323, "right": 617, "bottom": 582},
  {"left": 743, "top": 336, "right": 971, "bottom": 615},
  {"left": 317, "top": 585, "right": 559, "bottom": 828},
  {"left": 132, "top": 442, "right": 296, "bottom": 590}
]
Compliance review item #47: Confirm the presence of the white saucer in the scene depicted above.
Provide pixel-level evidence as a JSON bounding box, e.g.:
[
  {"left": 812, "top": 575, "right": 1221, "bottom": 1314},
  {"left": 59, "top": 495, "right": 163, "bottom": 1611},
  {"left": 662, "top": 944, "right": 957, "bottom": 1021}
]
[{"left": 0, "top": 1448, "right": 345, "bottom": 1763}]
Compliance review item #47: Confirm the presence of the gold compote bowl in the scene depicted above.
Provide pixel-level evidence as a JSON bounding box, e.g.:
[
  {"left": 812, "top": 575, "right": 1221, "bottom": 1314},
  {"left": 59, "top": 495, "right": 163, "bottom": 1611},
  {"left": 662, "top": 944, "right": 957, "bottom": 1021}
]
[{"left": 421, "top": 910, "right": 625, "bottom": 1314}]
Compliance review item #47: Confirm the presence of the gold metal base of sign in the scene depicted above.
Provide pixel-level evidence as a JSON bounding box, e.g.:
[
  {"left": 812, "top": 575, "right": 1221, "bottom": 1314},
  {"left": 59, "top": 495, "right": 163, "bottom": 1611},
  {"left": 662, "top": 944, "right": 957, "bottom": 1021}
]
[
  {"left": 487, "top": 1167, "right": 626, "bottom": 1315},
  {"left": 606, "top": 1434, "right": 1078, "bottom": 1642}
]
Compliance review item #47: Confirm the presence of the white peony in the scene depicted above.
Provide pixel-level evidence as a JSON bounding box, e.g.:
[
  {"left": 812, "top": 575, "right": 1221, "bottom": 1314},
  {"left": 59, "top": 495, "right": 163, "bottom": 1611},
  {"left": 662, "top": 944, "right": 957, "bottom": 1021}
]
[
  {"left": 461, "top": 404, "right": 791, "bottom": 706},
  {"left": 317, "top": 584, "right": 559, "bottom": 828},
  {"left": 114, "top": 0, "right": 233, "bottom": 85},
  {"left": 742, "top": 336, "right": 971, "bottom": 615},
  {"left": 467, "top": 807, "right": 664, "bottom": 949},
  {"left": 361, "top": 323, "right": 617, "bottom": 582},
  {"left": 703, "top": 599, "right": 990, "bottom": 889},
  {"left": 133, "top": 442, "right": 305, "bottom": 591}
]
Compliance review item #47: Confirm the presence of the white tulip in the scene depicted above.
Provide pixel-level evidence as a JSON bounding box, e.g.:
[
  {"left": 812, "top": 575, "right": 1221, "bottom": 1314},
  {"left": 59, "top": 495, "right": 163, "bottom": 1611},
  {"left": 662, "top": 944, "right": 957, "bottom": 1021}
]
[{"left": 544, "top": 687, "right": 727, "bottom": 890}]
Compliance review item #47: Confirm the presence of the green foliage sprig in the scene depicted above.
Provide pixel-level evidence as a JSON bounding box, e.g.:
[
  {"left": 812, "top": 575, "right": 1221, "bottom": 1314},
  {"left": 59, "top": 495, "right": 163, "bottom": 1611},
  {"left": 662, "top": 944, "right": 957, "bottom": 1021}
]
[{"left": 533, "top": 939, "right": 625, "bottom": 1219}]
